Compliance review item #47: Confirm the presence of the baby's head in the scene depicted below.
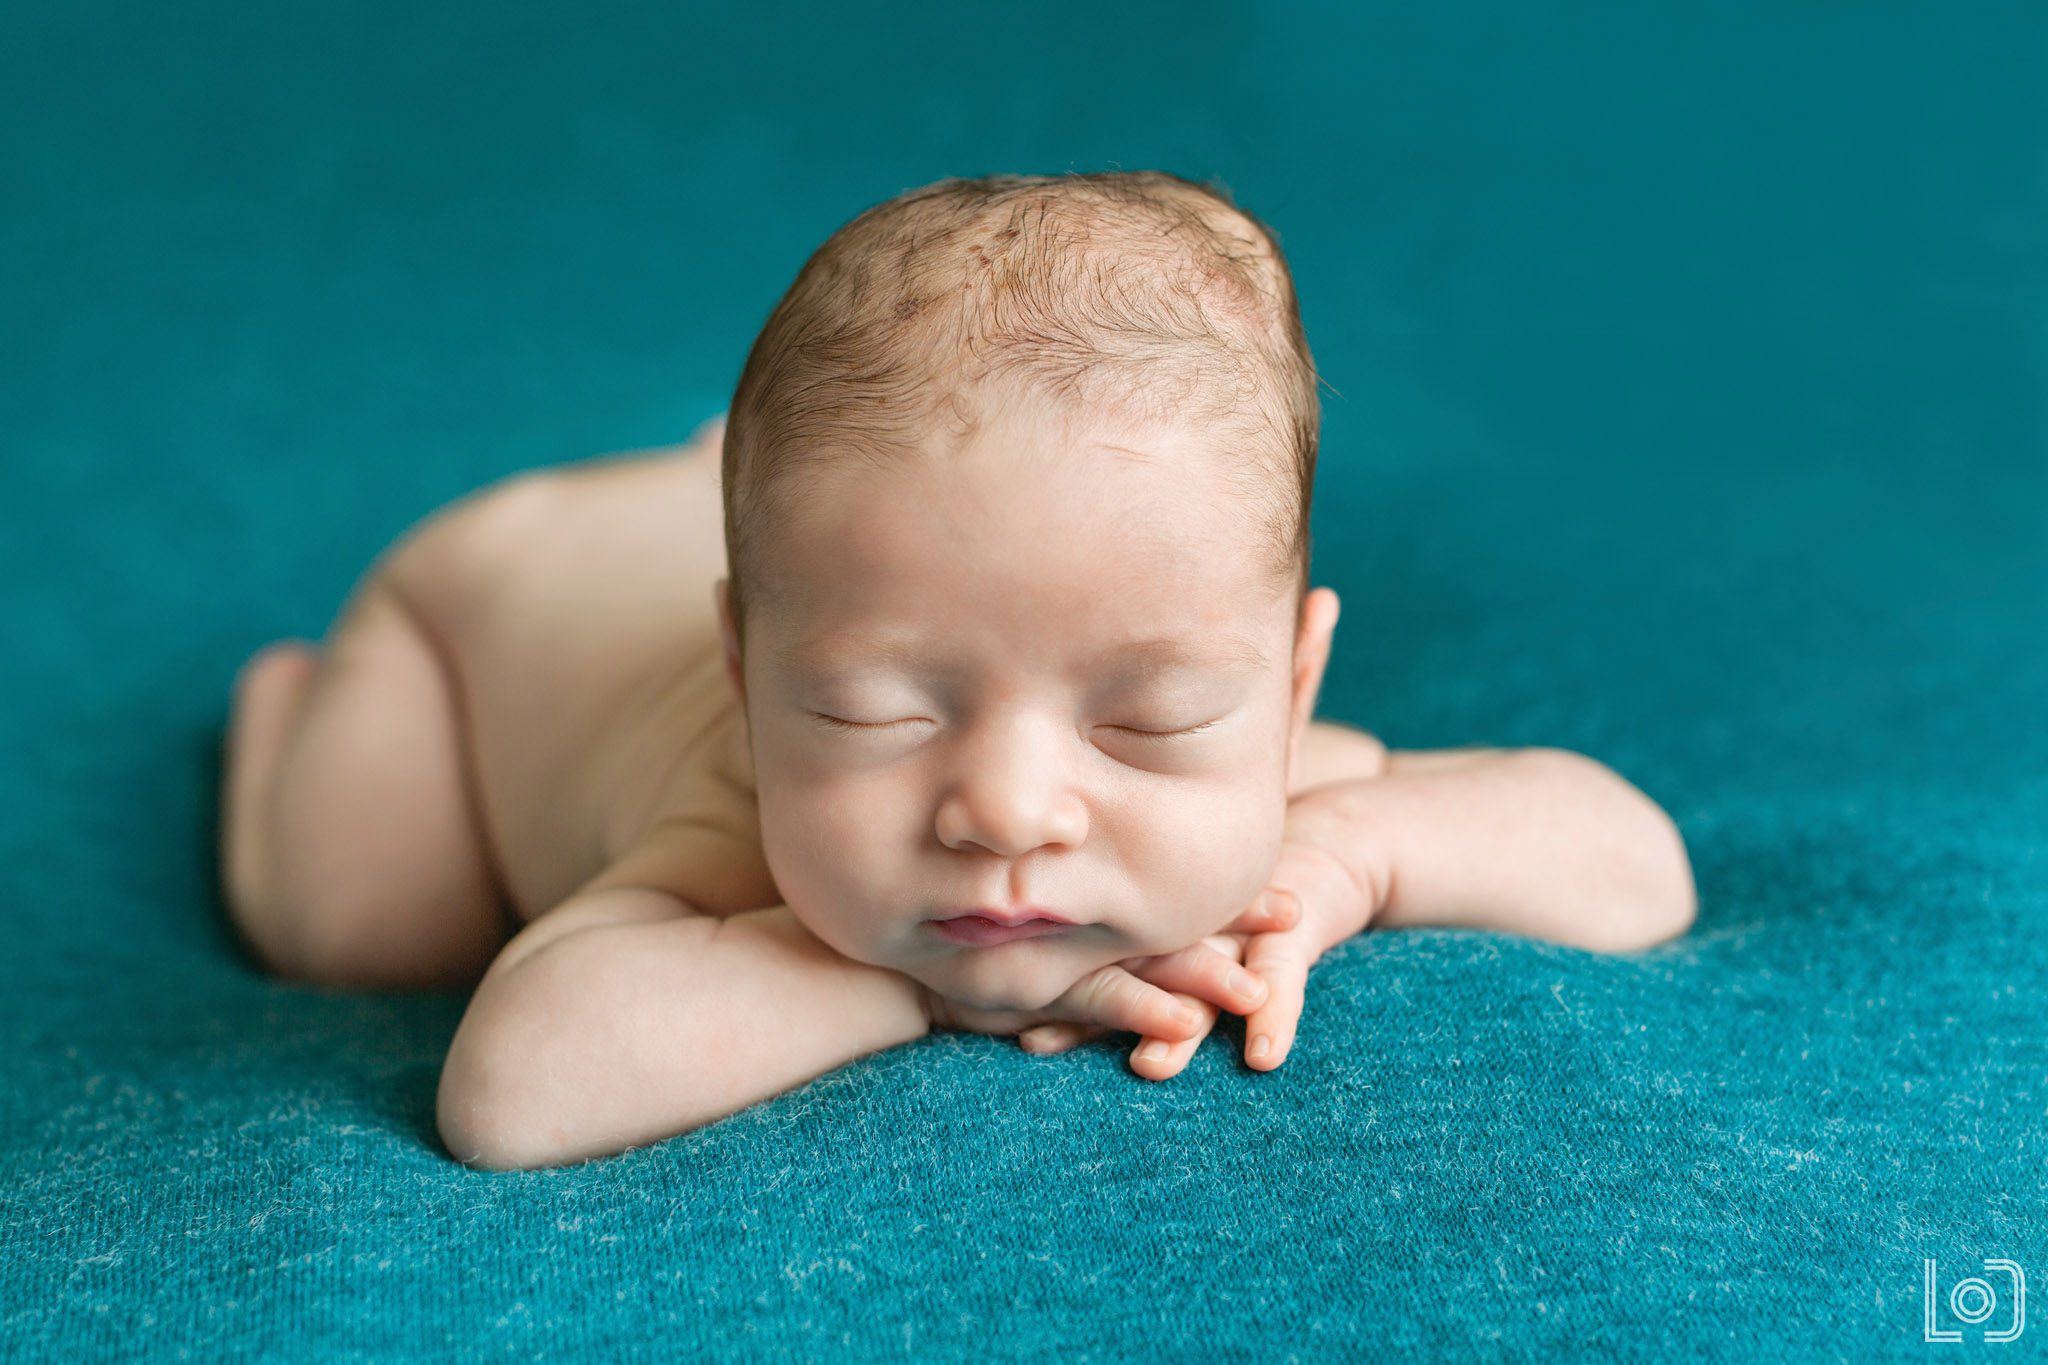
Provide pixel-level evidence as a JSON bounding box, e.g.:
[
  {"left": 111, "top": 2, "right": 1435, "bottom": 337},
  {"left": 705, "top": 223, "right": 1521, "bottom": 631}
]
[{"left": 713, "top": 171, "right": 1338, "bottom": 1012}]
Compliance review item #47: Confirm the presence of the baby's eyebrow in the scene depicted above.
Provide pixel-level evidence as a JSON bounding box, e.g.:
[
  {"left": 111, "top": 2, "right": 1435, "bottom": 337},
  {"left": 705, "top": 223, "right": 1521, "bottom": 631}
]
[
  {"left": 1099, "top": 633, "right": 1270, "bottom": 675},
  {"left": 774, "top": 630, "right": 1269, "bottom": 677}
]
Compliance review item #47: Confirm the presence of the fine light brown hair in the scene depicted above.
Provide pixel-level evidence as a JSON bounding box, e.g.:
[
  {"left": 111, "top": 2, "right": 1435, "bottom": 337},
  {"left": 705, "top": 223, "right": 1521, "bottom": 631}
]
[{"left": 719, "top": 169, "right": 1326, "bottom": 660}]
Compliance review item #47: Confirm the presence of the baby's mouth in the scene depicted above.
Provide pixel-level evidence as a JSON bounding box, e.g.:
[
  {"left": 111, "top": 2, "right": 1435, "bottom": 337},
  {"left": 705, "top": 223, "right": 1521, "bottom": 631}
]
[{"left": 926, "top": 915, "right": 1077, "bottom": 947}]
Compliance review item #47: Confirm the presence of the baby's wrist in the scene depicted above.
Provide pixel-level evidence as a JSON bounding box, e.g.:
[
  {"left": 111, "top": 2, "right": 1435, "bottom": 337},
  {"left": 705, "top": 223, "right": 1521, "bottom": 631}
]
[
  {"left": 773, "top": 903, "right": 937, "bottom": 1044},
  {"left": 907, "top": 977, "right": 950, "bottom": 1036},
  {"left": 1282, "top": 784, "right": 1396, "bottom": 947}
]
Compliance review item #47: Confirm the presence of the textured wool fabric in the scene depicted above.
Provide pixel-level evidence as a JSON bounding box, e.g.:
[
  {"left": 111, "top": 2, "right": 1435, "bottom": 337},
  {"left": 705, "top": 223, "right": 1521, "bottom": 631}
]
[{"left": 3, "top": 2, "right": 2045, "bottom": 1361}]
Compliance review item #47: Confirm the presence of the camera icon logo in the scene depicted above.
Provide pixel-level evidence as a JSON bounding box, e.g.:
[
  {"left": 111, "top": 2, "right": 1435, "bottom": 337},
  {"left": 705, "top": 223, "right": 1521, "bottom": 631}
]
[{"left": 1923, "top": 1258, "right": 2026, "bottom": 1342}]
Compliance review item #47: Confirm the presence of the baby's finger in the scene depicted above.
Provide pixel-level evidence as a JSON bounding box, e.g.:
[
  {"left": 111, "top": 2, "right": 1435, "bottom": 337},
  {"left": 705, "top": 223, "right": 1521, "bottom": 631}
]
[
  {"left": 1064, "top": 965, "right": 1211, "bottom": 1042},
  {"left": 1220, "top": 887, "right": 1302, "bottom": 937},
  {"left": 1116, "top": 938, "right": 1271, "bottom": 1019},
  {"left": 1239, "top": 931, "right": 1315, "bottom": 1071},
  {"left": 1019, "top": 1023, "right": 1107, "bottom": 1055},
  {"left": 1128, "top": 1008, "right": 1211, "bottom": 1081}
]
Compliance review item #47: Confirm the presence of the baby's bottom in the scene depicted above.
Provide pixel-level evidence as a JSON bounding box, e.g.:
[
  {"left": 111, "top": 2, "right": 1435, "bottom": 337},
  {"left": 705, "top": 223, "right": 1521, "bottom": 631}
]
[{"left": 220, "top": 577, "right": 510, "bottom": 991}]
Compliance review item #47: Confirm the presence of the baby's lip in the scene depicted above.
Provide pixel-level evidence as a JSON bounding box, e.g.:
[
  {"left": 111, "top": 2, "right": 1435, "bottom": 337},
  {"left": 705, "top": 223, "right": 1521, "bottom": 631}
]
[
  {"left": 927, "top": 915, "right": 1079, "bottom": 948},
  {"left": 933, "top": 906, "right": 1076, "bottom": 927}
]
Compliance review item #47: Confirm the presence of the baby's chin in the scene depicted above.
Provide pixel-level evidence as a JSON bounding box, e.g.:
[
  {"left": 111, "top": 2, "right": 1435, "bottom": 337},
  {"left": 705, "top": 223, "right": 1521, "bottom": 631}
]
[
  {"left": 914, "top": 921, "right": 1231, "bottom": 1015},
  {"left": 911, "top": 938, "right": 1108, "bottom": 1014}
]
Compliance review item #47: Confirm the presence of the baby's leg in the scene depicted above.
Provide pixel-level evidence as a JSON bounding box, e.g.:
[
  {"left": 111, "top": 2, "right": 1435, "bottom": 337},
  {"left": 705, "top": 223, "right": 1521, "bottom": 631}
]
[{"left": 220, "top": 577, "right": 510, "bottom": 991}]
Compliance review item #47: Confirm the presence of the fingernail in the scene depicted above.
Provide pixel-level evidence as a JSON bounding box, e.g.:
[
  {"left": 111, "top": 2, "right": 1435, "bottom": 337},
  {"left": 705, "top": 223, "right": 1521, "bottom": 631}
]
[
  {"left": 1229, "top": 969, "right": 1267, "bottom": 1000},
  {"left": 1135, "top": 1041, "right": 1170, "bottom": 1064},
  {"left": 1248, "top": 1035, "right": 1272, "bottom": 1062},
  {"left": 1172, "top": 1004, "right": 1200, "bottom": 1027}
]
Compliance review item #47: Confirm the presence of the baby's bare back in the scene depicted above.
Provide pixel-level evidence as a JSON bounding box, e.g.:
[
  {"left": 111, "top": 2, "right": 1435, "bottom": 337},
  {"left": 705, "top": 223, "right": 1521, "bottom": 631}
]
[{"left": 381, "top": 425, "right": 775, "bottom": 923}]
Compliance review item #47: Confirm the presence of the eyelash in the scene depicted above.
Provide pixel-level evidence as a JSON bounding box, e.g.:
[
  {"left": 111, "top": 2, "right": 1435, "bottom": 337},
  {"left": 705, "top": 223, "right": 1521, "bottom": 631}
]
[{"left": 809, "top": 713, "right": 1222, "bottom": 741}]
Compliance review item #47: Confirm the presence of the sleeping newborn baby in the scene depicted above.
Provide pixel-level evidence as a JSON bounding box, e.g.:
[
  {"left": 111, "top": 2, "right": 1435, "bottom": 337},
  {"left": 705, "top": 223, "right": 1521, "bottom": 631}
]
[{"left": 218, "top": 171, "right": 1698, "bottom": 1171}]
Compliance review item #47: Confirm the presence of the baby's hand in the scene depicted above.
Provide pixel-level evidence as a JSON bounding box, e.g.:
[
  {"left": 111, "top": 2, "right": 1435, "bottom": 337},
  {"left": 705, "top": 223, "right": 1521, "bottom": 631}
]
[
  {"left": 1026, "top": 786, "right": 1390, "bottom": 1074},
  {"left": 1231, "top": 785, "right": 1391, "bottom": 1071},
  {"left": 918, "top": 912, "right": 1285, "bottom": 1079},
  {"left": 1011, "top": 893, "right": 1302, "bottom": 1079}
]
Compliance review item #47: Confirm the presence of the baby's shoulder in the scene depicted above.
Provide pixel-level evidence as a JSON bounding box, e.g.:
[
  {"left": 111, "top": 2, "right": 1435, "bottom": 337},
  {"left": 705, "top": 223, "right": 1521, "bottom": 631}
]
[
  {"left": 587, "top": 708, "right": 779, "bottom": 919},
  {"left": 575, "top": 806, "right": 781, "bottom": 921}
]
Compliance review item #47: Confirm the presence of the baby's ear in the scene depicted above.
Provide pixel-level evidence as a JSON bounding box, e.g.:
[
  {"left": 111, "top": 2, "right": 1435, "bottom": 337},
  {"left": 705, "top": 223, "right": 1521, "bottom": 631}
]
[
  {"left": 713, "top": 578, "right": 746, "bottom": 703},
  {"left": 1286, "top": 587, "right": 1341, "bottom": 766}
]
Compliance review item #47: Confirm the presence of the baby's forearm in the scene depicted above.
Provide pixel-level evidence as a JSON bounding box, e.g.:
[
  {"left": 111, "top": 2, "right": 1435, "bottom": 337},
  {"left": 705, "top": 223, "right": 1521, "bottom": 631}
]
[
  {"left": 440, "top": 901, "right": 930, "bottom": 1170},
  {"left": 1322, "top": 748, "right": 1696, "bottom": 952}
]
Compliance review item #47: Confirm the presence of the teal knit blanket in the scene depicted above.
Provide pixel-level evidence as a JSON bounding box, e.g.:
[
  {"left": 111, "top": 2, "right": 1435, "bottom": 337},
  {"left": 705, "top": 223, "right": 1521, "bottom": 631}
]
[{"left": 2, "top": 2, "right": 2042, "bottom": 1360}]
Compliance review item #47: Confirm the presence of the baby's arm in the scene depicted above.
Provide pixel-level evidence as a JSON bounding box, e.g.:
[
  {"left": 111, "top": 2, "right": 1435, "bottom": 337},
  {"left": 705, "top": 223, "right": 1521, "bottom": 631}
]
[
  {"left": 1035, "top": 747, "right": 1698, "bottom": 1075},
  {"left": 1216, "top": 747, "right": 1697, "bottom": 1073},
  {"left": 1295, "top": 746, "right": 1697, "bottom": 952},
  {"left": 437, "top": 894, "right": 930, "bottom": 1172}
]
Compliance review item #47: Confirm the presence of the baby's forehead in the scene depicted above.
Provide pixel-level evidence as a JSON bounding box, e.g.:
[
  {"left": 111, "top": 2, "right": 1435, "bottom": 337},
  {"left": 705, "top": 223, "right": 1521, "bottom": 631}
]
[{"left": 769, "top": 620, "right": 1274, "bottom": 685}]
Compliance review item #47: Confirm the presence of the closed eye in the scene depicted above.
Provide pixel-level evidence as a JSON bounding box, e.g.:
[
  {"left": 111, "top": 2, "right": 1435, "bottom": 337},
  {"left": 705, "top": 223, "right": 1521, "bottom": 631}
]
[
  {"left": 808, "top": 713, "right": 1221, "bottom": 740},
  {"left": 810, "top": 713, "right": 909, "bottom": 733},
  {"left": 1111, "top": 719, "right": 1222, "bottom": 741}
]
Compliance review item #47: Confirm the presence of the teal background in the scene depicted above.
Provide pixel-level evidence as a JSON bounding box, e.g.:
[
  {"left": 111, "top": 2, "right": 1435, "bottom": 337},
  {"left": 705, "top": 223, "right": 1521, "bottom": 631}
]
[{"left": 3, "top": 2, "right": 2044, "bottom": 1360}]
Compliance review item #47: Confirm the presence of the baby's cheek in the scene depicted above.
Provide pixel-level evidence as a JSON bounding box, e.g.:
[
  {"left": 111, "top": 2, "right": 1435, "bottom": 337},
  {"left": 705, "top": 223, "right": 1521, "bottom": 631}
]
[
  {"left": 1147, "top": 797, "right": 1285, "bottom": 930},
  {"left": 753, "top": 790, "right": 883, "bottom": 924}
]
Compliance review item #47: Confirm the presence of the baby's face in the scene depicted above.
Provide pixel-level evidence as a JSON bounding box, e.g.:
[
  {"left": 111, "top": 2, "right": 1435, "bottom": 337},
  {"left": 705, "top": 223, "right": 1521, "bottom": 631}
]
[{"left": 717, "top": 401, "right": 1337, "bottom": 1013}]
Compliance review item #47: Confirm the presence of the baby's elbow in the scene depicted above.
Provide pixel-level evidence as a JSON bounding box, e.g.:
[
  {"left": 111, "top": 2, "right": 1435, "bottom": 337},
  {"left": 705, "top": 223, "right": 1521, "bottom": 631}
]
[
  {"left": 1643, "top": 798, "right": 1699, "bottom": 945},
  {"left": 437, "top": 1039, "right": 527, "bottom": 1172},
  {"left": 1607, "top": 894, "right": 1695, "bottom": 953},
  {"left": 438, "top": 1070, "right": 588, "bottom": 1173},
  {"left": 1575, "top": 892, "right": 1693, "bottom": 955},
  {"left": 1572, "top": 751, "right": 1698, "bottom": 951},
  {"left": 1594, "top": 806, "right": 1699, "bottom": 953},
  {"left": 435, "top": 1004, "right": 565, "bottom": 1172},
  {"left": 1658, "top": 848, "right": 1700, "bottom": 946}
]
